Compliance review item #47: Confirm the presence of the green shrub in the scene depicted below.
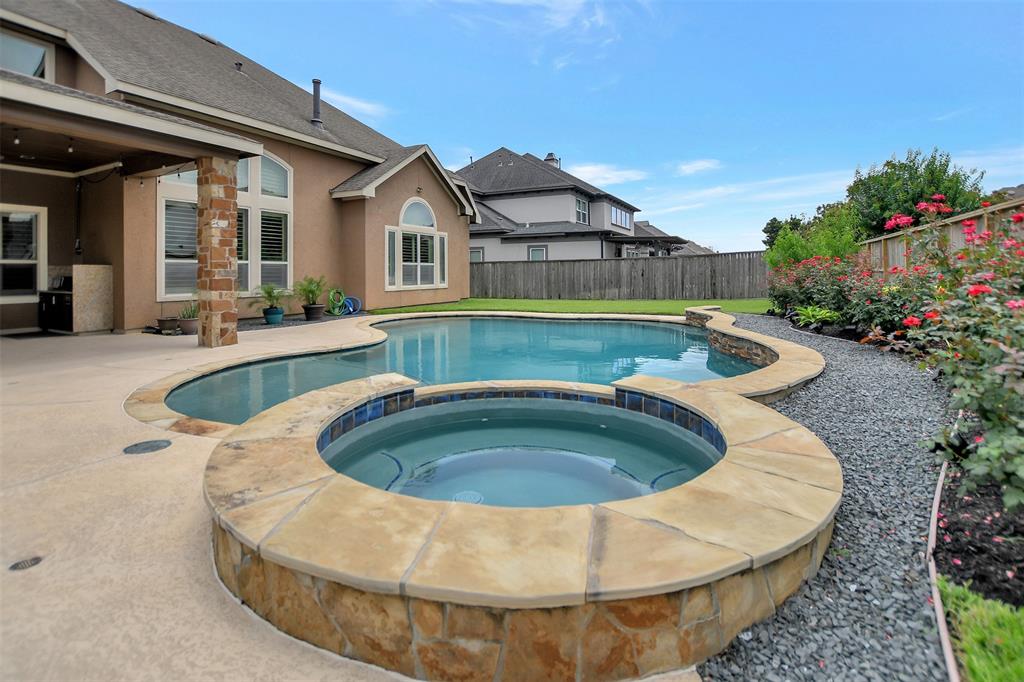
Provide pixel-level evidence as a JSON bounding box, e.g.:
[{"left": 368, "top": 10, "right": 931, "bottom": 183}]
[
  {"left": 764, "top": 202, "right": 864, "bottom": 269},
  {"left": 793, "top": 305, "right": 841, "bottom": 326}
]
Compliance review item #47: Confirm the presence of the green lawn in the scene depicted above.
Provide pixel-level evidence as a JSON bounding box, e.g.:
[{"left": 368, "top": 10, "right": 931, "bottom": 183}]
[
  {"left": 371, "top": 298, "right": 770, "bottom": 316},
  {"left": 938, "top": 576, "right": 1024, "bottom": 682}
]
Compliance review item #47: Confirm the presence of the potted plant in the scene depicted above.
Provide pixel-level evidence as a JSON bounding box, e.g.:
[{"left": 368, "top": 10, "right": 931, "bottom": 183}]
[
  {"left": 178, "top": 298, "right": 200, "bottom": 335},
  {"left": 294, "top": 275, "right": 328, "bottom": 321},
  {"left": 156, "top": 316, "right": 178, "bottom": 334},
  {"left": 249, "top": 283, "right": 288, "bottom": 325}
]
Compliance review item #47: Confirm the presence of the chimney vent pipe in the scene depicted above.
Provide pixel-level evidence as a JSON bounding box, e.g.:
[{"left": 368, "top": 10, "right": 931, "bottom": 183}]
[{"left": 311, "top": 79, "right": 324, "bottom": 129}]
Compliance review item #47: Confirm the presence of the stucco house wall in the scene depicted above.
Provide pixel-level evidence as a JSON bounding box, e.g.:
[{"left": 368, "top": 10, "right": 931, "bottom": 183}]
[
  {"left": 483, "top": 193, "right": 576, "bottom": 225},
  {"left": 361, "top": 156, "right": 470, "bottom": 310},
  {"left": 469, "top": 236, "right": 604, "bottom": 262}
]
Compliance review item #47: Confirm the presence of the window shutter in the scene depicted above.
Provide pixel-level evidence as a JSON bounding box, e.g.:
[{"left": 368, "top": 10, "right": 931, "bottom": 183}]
[
  {"left": 260, "top": 212, "right": 288, "bottom": 262},
  {"left": 164, "top": 201, "right": 197, "bottom": 259},
  {"left": 236, "top": 209, "right": 248, "bottom": 260},
  {"left": 439, "top": 235, "right": 446, "bottom": 284}
]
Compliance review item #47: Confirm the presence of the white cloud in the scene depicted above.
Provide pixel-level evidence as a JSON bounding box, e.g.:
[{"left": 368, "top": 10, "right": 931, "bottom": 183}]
[
  {"left": 674, "top": 159, "right": 722, "bottom": 176},
  {"left": 952, "top": 145, "right": 1024, "bottom": 190},
  {"left": 318, "top": 86, "right": 390, "bottom": 120},
  {"left": 931, "top": 107, "right": 973, "bottom": 122},
  {"left": 640, "top": 169, "right": 852, "bottom": 218},
  {"left": 444, "top": 146, "right": 476, "bottom": 171},
  {"left": 564, "top": 163, "right": 648, "bottom": 186}
]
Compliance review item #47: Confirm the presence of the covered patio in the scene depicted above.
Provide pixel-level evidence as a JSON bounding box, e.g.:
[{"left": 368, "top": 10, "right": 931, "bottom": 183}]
[{"left": 0, "top": 70, "right": 261, "bottom": 346}]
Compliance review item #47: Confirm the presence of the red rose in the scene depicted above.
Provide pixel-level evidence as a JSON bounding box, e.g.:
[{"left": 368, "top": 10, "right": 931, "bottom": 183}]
[
  {"left": 1012, "top": 213, "right": 1024, "bottom": 223},
  {"left": 903, "top": 315, "right": 922, "bottom": 327},
  {"left": 932, "top": 194, "right": 946, "bottom": 201},
  {"left": 967, "top": 284, "right": 993, "bottom": 296},
  {"left": 924, "top": 310, "right": 939, "bottom": 320},
  {"left": 981, "top": 201, "right": 992, "bottom": 207}
]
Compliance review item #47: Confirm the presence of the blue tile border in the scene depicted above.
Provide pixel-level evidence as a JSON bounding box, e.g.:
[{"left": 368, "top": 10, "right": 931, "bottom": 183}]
[{"left": 316, "top": 386, "right": 727, "bottom": 457}]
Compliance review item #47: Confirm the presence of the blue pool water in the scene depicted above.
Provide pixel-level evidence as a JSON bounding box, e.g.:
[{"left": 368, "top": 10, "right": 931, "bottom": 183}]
[
  {"left": 167, "top": 317, "right": 757, "bottom": 424},
  {"left": 321, "top": 399, "right": 722, "bottom": 507}
]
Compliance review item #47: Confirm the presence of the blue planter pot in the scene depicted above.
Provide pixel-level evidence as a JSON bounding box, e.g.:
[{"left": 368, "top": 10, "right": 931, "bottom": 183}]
[{"left": 263, "top": 307, "right": 284, "bottom": 325}]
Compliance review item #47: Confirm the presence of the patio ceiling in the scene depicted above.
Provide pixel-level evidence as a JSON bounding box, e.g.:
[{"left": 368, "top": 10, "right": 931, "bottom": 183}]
[{"left": 0, "top": 70, "right": 262, "bottom": 176}]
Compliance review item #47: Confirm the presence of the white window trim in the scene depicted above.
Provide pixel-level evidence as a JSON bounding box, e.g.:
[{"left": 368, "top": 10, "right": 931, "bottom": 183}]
[
  {"left": 469, "top": 247, "right": 484, "bottom": 263},
  {"left": 0, "top": 203, "right": 47, "bottom": 304},
  {"left": 575, "top": 197, "right": 590, "bottom": 225},
  {"left": 1, "top": 28, "right": 56, "bottom": 83},
  {"left": 155, "top": 153, "right": 292, "bottom": 301},
  {"left": 399, "top": 197, "right": 437, "bottom": 228},
  {"left": 527, "top": 245, "right": 548, "bottom": 261},
  {"left": 384, "top": 225, "right": 449, "bottom": 291}
]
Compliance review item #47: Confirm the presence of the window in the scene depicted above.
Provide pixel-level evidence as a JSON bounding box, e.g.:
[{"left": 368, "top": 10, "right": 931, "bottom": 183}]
[
  {"left": 236, "top": 208, "right": 249, "bottom": 290},
  {"left": 469, "top": 247, "right": 484, "bottom": 263},
  {"left": 575, "top": 197, "right": 590, "bottom": 224},
  {"left": 260, "top": 211, "right": 289, "bottom": 288},
  {"left": 611, "top": 206, "right": 631, "bottom": 228},
  {"left": 0, "top": 30, "right": 54, "bottom": 81},
  {"left": 385, "top": 199, "right": 447, "bottom": 290},
  {"left": 261, "top": 156, "right": 288, "bottom": 198},
  {"left": 163, "top": 200, "right": 198, "bottom": 295},
  {"left": 528, "top": 245, "right": 548, "bottom": 261},
  {"left": 157, "top": 153, "right": 292, "bottom": 299},
  {"left": 1, "top": 205, "right": 47, "bottom": 301}
]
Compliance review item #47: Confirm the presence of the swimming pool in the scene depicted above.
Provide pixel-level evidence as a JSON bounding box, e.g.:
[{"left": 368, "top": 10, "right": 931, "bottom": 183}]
[
  {"left": 167, "top": 316, "right": 757, "bottom": 424},
  {"left": 320, "top": 398, "right": 722, "bottom": 507}
]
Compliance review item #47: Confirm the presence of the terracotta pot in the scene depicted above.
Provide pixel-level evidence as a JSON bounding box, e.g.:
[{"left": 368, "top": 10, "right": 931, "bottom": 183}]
[
  {"left": 178, "top": 318, "right": 199, "bottom": 335},
  {"left": 303, "top": 304, "right": 325, "bottom": 321},
  {"left": 157, "top": 316, "right": 178, "bottom": 334}
]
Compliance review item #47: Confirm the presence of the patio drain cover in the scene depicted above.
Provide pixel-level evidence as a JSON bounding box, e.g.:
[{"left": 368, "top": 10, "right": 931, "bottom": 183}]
[
  {"left": 9, "top": 556, "right": 42, "bottom": 571},
  {"left": 123, "top": 439, "right": 172, "bottom": 455}
]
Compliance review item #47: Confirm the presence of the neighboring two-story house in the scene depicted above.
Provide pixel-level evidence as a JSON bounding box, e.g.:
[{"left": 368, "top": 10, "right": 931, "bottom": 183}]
[
  {"left": 0, "top": 0, "right": 475, "bottom": 345},
  {"left": 458, "top": 147, "right": 691, "bottom": 262}
]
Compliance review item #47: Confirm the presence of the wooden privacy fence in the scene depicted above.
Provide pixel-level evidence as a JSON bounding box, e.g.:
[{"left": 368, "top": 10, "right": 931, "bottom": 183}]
[
  {"left": 470, "top": 251, "right": 768, "bottom": 300},
  {"left": 860, "top": 196, "right": 1024, "bottom": 277}
]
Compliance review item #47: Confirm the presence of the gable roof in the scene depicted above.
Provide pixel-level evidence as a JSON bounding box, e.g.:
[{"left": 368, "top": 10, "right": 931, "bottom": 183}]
[
  {"left": 2, "top": 0, "right": 397, "bottom": 162},
  {"left": 330, "top": 145, "right": 474, "bottom": 216},
  {"left": 457, "top": 148, "right": 640, "bottom": 211},
  {"left": 633, "top": 220, "right": 672, "bottom": 238},
  {"left": 471, "top": 202, "right": 520, "bottom": 234}
]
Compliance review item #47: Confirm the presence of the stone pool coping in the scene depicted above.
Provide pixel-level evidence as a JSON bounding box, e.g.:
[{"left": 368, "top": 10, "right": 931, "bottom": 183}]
[
  {"left": 123, "top": 306, "right": 826, "bottom": 439},
  {"left": 203, "top": 373, "right": 842, "bottom": 610}
]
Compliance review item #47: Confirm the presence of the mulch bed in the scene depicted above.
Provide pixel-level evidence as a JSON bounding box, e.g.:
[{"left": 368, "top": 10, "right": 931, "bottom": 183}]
[{"left": 933, "top": 469, "right": 1024, "bottom": 606}]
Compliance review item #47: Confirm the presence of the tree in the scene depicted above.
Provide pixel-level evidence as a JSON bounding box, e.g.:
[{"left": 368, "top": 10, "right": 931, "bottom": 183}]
[
  {"left": 847, "top": 148, "right": 985, "bottom": 236},
  {"left": 762, "top": 215, "right": 804, "bottom": 248}
]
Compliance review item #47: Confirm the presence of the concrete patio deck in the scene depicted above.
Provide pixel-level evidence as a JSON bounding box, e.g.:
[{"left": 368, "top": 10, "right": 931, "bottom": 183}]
[{"left": 0, "top": 318, "right": 700, "bottom": 682}]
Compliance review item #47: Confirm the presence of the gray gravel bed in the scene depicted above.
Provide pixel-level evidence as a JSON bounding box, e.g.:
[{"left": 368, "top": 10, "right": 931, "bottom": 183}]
[{"left": 699, "top": 314, "right": 950, "bottom": 682}]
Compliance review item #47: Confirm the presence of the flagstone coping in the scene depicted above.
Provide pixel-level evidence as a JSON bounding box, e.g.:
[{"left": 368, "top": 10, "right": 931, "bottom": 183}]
[
  {"left": 206, "top": 372, "right": 839, "bottom": 679},
  {"left": 204, "top": 373, "right": 841, "bottom": 610},
  {"left": 124, "top": 307, "right": 825, "bottom": 437}
]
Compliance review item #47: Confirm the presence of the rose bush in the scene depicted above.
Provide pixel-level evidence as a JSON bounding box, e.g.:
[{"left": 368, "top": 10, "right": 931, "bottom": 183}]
[
  {"left": 766, "top": 198, "right": 1024, "bottom": 507},
  {"left": 903, "top": 212, "right": 1024, "bottom": 508}
]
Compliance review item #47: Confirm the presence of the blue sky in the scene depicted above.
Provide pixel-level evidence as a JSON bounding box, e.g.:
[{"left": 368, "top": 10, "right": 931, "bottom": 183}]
[{"left": 143, "top": 0, "right": 1023, "bottom": 252}]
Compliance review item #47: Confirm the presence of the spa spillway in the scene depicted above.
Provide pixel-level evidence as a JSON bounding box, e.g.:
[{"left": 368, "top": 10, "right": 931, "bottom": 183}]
[{"left": 204, "top": 373, "right": 841, "bottom": 682}]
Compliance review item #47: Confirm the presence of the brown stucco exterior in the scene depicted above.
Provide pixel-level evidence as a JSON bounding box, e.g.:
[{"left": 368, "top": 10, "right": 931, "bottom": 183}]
[{"left": 0, "top": 30, "right": 468, "bottom": 334}]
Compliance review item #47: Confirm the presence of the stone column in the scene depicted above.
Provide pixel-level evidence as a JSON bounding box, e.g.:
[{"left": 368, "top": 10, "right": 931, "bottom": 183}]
[{"left": 196, "top": 156, "right": 238, "bottom": 348}]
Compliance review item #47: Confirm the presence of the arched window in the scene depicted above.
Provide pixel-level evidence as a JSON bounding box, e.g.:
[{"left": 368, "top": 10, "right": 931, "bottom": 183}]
[
  {"left": 386, "top": 198, "right": 447, "bottom": 291},
  {"left": 260, "top": 155, "right": 289, "bottom": 198},
  {"left": 401, "top": 199, "right": 434, "bottom": 228}
]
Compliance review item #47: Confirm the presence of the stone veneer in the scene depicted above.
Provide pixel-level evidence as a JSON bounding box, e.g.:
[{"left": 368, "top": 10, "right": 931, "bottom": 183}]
[
  {"left": 212, "top": 518, "right": 834, "bottom": 682},
  {"left": 201, "top": 370, "right": 841, "bottom": 682},
  {"left": 196, "top": 156, "right": 238, "bottom": 348}
]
